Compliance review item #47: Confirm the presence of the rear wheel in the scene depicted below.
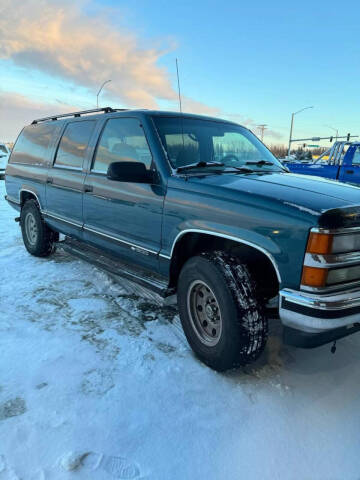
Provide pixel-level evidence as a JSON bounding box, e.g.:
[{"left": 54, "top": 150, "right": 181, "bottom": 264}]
[
  {"left": 20, "top": 199, "right": 58, "bottom": 257},
  {"left": 177, "top": 251, "right": 268, "bottom": 371}
]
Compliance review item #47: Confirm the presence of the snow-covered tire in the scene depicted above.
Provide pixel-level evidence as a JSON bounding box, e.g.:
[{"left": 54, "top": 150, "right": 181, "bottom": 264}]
[
  {"left": 20, "top": 199, "right": 58, "bottom": 257},
  {"left": 177, "top": 251, "right": 268, "bottom": 371}
]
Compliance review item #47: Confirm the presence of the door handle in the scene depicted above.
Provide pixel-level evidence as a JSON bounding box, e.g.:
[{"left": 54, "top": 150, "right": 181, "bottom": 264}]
[
  {"left": 83, "top": 184, "right": 93, "bottom": 193},
  {"left": 46, "top": 177, "right": 53, "bottom": 184},
  {"left": 346, "top": 170, "right": 354, "bottom": 174}
]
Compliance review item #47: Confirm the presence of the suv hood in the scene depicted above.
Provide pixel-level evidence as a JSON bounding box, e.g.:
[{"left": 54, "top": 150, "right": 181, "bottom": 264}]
[{"left": 188, "top": 171, "right": 360, "bottom": 217}]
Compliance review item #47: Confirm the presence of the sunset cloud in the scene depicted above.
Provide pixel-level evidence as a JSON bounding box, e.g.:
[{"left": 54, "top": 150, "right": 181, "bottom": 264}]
[
  {"left": 0, "top": 0, "right": 282, "bottom": 141},
  {"left": 0, "top": 0, "right": 178, "bottom": 108},
  {"left": 0, "top": 91, "right": 80, "bottom": 140}
]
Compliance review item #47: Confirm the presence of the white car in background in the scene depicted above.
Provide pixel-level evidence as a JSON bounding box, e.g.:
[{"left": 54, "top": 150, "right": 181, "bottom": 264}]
[{"left": 0, "top": 144, "right": 10, "bottom": 178}]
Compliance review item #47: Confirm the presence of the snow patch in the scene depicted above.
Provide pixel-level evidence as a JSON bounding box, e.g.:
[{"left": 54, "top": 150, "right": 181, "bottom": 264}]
[
  {"left": 59, "top": 451, "right": 89, "bottom": 471},
  {"left": 0, "top": 398, "right": 26, "bottom": 421},
  {"left": 0, "top": 455, "right": 5, "bottom": 472},
  {"left": 81, "top": 368, "right": 114, "bottom": 396},
  {"left": 1, "top": 181, "right": 360, "bottom": 479},
  {"left": 82, "top": 452, "right": 141, "bottom": 478}
]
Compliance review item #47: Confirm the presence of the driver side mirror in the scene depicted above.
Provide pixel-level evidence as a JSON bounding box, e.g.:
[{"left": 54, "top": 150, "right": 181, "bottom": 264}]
[{"left": 107, "top": 161, "right": 156, "bottom": 183}]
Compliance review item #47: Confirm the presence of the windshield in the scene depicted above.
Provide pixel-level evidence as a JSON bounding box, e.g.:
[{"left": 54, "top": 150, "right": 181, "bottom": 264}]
[{"left": 152, "top": 116, "right": 285, "bottom": 172}]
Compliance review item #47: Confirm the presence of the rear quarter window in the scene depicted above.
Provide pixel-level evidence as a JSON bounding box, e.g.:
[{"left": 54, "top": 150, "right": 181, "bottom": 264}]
[{"left": 10, "top": 123, "right": 59, "bottom": 166}]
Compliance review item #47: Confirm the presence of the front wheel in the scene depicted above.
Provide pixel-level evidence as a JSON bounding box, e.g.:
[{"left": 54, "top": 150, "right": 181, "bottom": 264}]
[
  {"left": 177, "top": 251, "right": 268, "bottom": 371},
  {"left": 20, "top": 199, "right": 58, "bottom": 257}
]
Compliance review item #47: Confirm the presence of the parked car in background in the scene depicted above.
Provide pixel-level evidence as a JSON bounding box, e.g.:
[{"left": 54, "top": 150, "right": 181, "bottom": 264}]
[
  {"left": 284, "top": 141, "right": 360, "bottom": 185},
  {"left": 0, "top": 143, "right": 10, "bottom": 178},
  {"left": 5, "top": 108, "right": 360, "bottom": 370}
]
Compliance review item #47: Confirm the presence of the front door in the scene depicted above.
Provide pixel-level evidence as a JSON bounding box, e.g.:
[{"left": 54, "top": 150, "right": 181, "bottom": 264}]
[
  {"left": 339, "top": 145, "right": 360, "bottom": 185},
  {"left": 82, "top": 116, "right": 165, "bottom": 271}
]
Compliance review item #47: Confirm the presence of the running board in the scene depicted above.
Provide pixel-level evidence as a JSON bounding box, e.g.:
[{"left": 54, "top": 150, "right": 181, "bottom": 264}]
[{"left": 56, "top": 237, "right": 173, "bottom": 298}]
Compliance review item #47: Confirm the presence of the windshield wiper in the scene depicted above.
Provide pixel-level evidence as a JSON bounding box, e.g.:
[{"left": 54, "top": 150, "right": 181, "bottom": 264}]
[
  {"left": 176, "top": 161, "right": 224, "bottom": 173},
  {"left": 246, "top": 160, "right": 274, "bottom": 166}
]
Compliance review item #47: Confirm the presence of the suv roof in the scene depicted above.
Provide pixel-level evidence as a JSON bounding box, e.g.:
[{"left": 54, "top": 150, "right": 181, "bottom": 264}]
[
  {"left": 31, "top": 106, "right": 239, "bottom": 127},
  {"left": 31, "top": 107, "right": 126, "bottom": 124}
]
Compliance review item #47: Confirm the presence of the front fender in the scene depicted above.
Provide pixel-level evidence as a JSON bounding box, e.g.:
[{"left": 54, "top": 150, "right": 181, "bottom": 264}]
[{"left": 161, "top": 183, "right": 317, "bottom": 289}]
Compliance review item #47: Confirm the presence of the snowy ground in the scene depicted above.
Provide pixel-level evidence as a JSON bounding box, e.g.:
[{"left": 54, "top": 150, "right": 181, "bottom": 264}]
[{"left": 1, "top": 181, "right": 360, "bottom": 480}]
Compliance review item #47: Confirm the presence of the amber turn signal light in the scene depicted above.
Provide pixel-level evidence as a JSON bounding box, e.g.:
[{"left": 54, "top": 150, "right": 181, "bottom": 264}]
[
  {"left": 306, "top": 232, "right": 333, "bottom": 255},
  {"left": 301, "top": 266, "right": 328, "bottom": 287}
]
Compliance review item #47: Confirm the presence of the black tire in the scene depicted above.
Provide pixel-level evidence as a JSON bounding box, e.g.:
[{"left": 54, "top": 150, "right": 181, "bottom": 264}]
[
  {"left": 20, "top": 199, "right": 58, "bottom": 257},
  {"left": 177, "top": 251, "right": 268, "bottom": 371}
]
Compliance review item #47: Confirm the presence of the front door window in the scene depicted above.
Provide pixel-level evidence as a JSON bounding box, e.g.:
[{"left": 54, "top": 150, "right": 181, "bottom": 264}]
[{"left": 92, "top": 118, "right": 152, "bottom": 174}]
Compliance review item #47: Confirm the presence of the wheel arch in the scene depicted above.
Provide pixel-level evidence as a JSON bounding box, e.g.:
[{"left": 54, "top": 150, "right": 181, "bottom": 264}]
[
  {"left": 19, "top": 189, "right": 42, "bottom": 209},
  {"left": 167, "top": 230, "right": 281, "bottom": 300}
]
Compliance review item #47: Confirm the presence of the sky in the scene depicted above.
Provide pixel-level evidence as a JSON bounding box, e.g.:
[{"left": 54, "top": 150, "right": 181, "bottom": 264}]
[{"left": 0, "top": 0, "right": 359, "bottom": 145}]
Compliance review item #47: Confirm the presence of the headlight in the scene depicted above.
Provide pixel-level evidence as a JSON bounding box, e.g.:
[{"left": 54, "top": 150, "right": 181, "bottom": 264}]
[
  {"left": 332, "top": 234, "right": 360, "bottom": 254},
  {"left": 327, "top": 265, "right": 360, "bottom": 285},
  {"left": 301, "top": 230, "right": 360, "bottom": 289}
]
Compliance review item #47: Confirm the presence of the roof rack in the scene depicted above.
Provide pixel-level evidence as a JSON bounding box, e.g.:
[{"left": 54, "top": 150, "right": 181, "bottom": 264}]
[{"left": 31, "top": 107, "right": 128, "bottom": 124}]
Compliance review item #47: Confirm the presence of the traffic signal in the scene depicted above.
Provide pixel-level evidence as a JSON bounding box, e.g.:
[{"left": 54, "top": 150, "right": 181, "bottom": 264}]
[
  {"left": 303, "top": 143, "right": 306, "bottom": 148},
  {"left": 330, "top": 136, "right": 333, "bottom": 142},
  {"left": 347, "top": 133, "right": 351, "bottom": 141}
]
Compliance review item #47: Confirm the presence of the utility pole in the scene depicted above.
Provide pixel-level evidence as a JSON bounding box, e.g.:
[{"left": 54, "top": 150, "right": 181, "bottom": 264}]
[
  {"left": 96, "top": 79, "right": 112, "bottom": 108},
  {"left": 325, "top": 125, "right": 339, "bottom": 142},
  {"left": 257, "top": 124, "right": 267, "bottom": 142},
  {"left": 287, "top": 106, "right": 314, "bottom": 156}
]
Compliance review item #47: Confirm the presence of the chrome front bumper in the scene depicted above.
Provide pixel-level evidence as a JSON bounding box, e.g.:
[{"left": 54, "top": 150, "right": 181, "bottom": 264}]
[{"left": 279, "top": 287, "right": 360, "bottom": 333}]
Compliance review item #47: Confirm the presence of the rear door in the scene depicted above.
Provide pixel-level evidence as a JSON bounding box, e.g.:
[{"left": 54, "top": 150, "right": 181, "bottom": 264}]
[
  {"left": 45, "top": 120, "right": 97, "bottom": 237},
  {"left": 82, "top": 116, "right": 165, "bottom": 271}
]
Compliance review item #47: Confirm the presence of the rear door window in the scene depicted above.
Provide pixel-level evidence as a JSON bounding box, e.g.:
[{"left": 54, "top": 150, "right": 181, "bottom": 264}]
[
  {"left": 10, "top": 123, "right": 58, "bottom": 166},
  {"left": 54, "top": 120, "right": 96, "bottom": 169},
  {"left": 92, "top": 118, "right": 152, "bottom": 173}
]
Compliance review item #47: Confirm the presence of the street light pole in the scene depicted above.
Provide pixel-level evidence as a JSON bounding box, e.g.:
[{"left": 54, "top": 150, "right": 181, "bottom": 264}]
[
  {"left": 287, "top": 106, "right": 314, "bottom": 157},
  {"left": 288, "top": 114, "right": 295, "bottom": 157},
  {"left": 96, "top": 80, "right": 111, "bottom": 108}
]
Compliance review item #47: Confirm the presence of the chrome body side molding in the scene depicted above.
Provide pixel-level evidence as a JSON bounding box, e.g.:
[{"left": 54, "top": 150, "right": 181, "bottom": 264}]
[
  {"left": 19, "top": 188, "right": 42, "bottom": 209},
  {"left": 83, "top": 225, "right": 158, "bottom": 256},
  {"left": 160, "top": 228, "right": 282, "bottom": 282},
  {"left": 43, "top": 211, "right": 83, "bottom": 229}
]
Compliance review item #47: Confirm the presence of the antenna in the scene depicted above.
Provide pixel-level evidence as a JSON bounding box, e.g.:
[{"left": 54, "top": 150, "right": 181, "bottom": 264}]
[{"left": 175, "top": 58, "right": 183, "bottom": 113}]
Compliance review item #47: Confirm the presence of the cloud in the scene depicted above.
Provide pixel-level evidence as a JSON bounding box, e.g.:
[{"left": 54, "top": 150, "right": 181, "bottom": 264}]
[
  {"left": 181, "top": 97, "right": 221, "bottom": 117},
  {"left": 265, "top": 129, "right": 283, "bottom": 140},
  {"left": 0, "top": 0, "right": 176, "bottom": 108},
  {"left": 0, "top": 90, "right": 284, "bottom": 144},
  {"left": 0, "top": 0, "right": 283, "bottom": 141},
  {"left": 0, "top": 0, "right": 245, "bottom": 118},
  {"left": 0, "top": 91, "right": 80, "bottom": 140},
  {"left": 253, "top": 126, "right": 283, "bottom": 140}
]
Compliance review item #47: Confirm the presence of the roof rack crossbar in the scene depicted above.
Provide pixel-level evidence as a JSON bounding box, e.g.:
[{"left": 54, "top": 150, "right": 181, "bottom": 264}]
[{"left": 31, "top": 107, "right": 125, "bottom": 124}]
